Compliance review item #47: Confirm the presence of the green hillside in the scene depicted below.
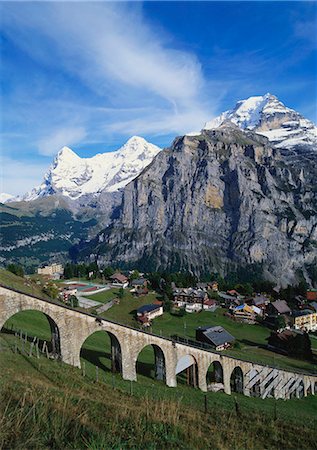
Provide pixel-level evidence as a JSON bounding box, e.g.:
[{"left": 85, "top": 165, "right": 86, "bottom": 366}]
[{"left": 0, "top": 331, "right": 317, "bottom": 450}]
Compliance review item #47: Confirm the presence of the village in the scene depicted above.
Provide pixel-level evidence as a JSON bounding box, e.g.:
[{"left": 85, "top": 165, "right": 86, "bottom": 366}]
[{"left": 29, "top": 262, "right": 317, "bottom": 367}]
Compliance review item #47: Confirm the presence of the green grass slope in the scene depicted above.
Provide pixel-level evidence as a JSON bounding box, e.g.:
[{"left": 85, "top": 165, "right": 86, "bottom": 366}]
[{"left": 0, "top": 331, "right": 317, "bottom": 450}]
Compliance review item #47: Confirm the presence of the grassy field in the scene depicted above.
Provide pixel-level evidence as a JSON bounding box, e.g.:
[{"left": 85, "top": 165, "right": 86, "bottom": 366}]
[
  {"left": 0, "top": 328, "right": 317, "bottom": 450},
  {"left": 96, "top": 289, "right": 160, "bottom": 323},
  {"left": 0, "top": 269, "right": 52, "bottom": 300},
  {"left": 85, "top": 287, "right": 121, "bottom": 303}
]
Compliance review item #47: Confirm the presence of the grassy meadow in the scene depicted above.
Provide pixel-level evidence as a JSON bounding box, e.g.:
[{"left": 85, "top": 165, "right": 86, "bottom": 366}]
[{"left": 1, "top": 327, "right": 317, "bottom": 449}]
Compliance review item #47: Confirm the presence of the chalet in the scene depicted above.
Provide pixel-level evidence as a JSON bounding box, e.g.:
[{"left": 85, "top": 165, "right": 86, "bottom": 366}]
[
  {"left": 173, "top": 288, "right": 208, "bottom": 311},
  {"left": 251, "top": 295, "right": 269, "bottom": 309},
  {"left": 267, "top": 300, "right": 291, "bottom": 316},
  {"left": 231, "top": 304, "right": 257, "bottom": 323},
  {"left": 218, "top": 292, "right": 240, "bottom": 308},
  {"left": 136, "top": 304, "right": 163, "bottom": 326},
  {"left": 131, "top": 278, "right": 148, "bottom": 288},
  {"left": 292, "top": 309, "right": 317, "bottom": 332},
  {"left": 203, "top": 299, "right": 217, "bottom": 311},
  {"left": 197, "top": 281, "right": 219, "bottom": 292},
  {"left": 196, "top": 326, "right": 235, "bottom": 351},
  {"left": 267, "top": 329, "right": 312, "bottom": 359},
  {"left": 227, "top": 289, "right": 240, "bottom": 297},
  {"left": 131, "top": 278, "right": 149, "bottom": 295},
  {"left": 110, "top": 273, "right": 129, "bottom": 288}
]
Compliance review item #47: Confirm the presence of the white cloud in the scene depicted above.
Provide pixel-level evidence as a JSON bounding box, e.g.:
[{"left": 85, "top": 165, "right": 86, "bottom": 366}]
[
  {"left": 2, "top": 2, "right": 217, "bottom": 137},
  {"left": 38, "top": 127, "right": 87, "bottom": 156},
  {"left": 0, "top": 156, "right": 48, "bottom": 196}
]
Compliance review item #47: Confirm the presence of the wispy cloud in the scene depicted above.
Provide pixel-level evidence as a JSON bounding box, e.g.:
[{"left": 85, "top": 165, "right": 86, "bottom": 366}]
[
  {"left": 0, "top": 157, "right": 49, "bottom": 196},
  {"left": 2, "top": 2, "right": 216, "bottom": 141},
  {"left": 38, "top": 127, "right": 87, "bottom": 156}
]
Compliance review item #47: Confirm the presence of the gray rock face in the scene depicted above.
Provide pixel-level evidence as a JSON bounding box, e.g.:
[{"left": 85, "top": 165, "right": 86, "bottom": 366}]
[{"left": 86, "top": 125, "right": 317, "bottom": 287}]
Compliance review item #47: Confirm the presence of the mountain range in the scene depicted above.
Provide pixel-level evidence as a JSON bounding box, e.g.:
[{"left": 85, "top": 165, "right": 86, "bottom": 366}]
[
  {"left": 11, "top": 136, "right": 161, "bottom": 202},
  {"left": 1, "top": 94, "right": 316, "bottom": 287}
]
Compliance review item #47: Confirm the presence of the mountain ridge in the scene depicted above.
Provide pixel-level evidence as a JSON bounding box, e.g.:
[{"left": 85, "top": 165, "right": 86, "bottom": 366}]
[{"left": 9, "top": 136, "right": 161, "bottom": 202}]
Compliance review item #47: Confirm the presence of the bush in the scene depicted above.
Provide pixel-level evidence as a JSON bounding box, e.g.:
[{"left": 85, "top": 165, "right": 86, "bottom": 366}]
[{"left": 6, "top": 263, "right": 24, "bottom": 278}]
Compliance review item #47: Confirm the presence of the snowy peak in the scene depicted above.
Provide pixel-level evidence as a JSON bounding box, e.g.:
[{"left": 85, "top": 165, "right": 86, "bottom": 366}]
[
  {"left": 204, "top": 93, "right": 317, "bottom": 150},
  {"left": 20, "top": 137, "right": 161, "bottom": 202},
  {"left": 55, "top": 146, "right": 80, "bottom": 163},
  {"left": 0, "top": 193, "right": 14, "bottom": 204}
]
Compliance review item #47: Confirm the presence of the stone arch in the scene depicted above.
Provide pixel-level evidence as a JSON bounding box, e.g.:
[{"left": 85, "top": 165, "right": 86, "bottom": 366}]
[
  {"left": 230, "top": 366, "right": 244, "bottom": 394},
  {"left": 79, "top": 328, "right": 123, "bottom": 375},
  {"left": 249, "top": 369, "right": 261, "bottom": 398},
  {"left": 176, "top": 354, "right": 198, "bottom": 388},
  {"left": 0, "top": 309, "right": 61, "bottom": 358},
  {"left": 135, "top": 344, "right": 166, "bottom": 382},
  {"left": 206, "top": 360, "right": 224, "bottom": 391}
]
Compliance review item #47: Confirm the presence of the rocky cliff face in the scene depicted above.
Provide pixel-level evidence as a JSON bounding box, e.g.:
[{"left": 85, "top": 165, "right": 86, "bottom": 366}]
[{"left": 86, "top": 125, "right": 317, "bottom": 287}]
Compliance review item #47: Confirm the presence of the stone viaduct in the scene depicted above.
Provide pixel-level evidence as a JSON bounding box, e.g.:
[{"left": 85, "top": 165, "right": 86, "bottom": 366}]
[{"left": 1, "top": 284, "right": 316, "bottom": 400}]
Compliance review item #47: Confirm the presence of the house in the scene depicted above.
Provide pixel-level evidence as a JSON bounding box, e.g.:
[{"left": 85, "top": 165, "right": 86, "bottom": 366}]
[
  {"left": 231, "top": 304, "right": 258, "bottom": 323},
  {"left": 292, "top": 309, "right": 317, "bottom": 332},
  {"left": 227, "top": 289, "right": 240, "bottom": 297},
  {"left": 251, "top": 295, "right": 269, "bottom": 309},
  {"left": 267, "top": 329, "right": 312, "bottom": 359},
  {"left": 110, "top": 273, "right": 129, "bottom": 288},
  {"left": 173, "top": 288, "right": 208, "bottom": 311},
  {"left": 196, "top": 326, "right": 235, "bottom": 351},
  {"left": 267, "top": 300, "right": 291, "bottom": 316},
  {"left": 203, "top": 299, "right": 217, "bottom": 311},
  {"left": 130, "top": 278, "right": 149, "bottom": 295},
  {"left": 196, "top": 281, "right": 218, "bottom": 292},
  {"left": 136, "top": 304, "right": 163, "bottom": 326},
  {"left": 60, "top": 286, "right": 77, "bottom": 302},
  {"left": 307, "top": 289, "right": 317, "bottom": 301},
  {"left": 38, "top": 263, "right": 63, "bottom": 278},
  {"left": 218, "top": 292, "right": 240, "bottom": 308},
  {"left": 131, "top": 278, "right": 148, "bottom": 288}
]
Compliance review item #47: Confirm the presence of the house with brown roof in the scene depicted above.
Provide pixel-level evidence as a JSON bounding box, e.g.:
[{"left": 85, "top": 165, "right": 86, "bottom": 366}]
[
  {"left": 110, "top": 273, "right": 129, "bottom": 287},
  {"left": 173, "top": 287, "right": 208, "bottom": 312},
  {"left": 267, "top": 300, "right": 291, "bottom": 316}
]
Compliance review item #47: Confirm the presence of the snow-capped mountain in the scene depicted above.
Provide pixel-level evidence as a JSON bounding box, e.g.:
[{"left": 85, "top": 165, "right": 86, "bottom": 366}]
[
  {"left": 203, "top": 93, "right": 317, "bottom": 150},
  {"left": 0, "top": 193, "right": 14, "bottom": 204},
  {"left": 20, "top": 136, "right": 161, "bottom": 201}
]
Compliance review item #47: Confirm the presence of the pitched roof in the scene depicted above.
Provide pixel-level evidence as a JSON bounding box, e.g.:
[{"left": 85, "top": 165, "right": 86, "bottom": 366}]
[
  {"left": 110, "top": 273, "right": 128, "bottom": 283},
  {"left": 198, "top": 325, "right": 235, "bottom": 346},
  {"left": 271, "top": 300, "right": 291, "bottom": 314},
  {"left": 132, "top": 278, "right": 147, "bottom": 286},
  {"left": 253, "top": 295, "right": 268, "bottom": 306},
  {"left": 137, "top": 304, "right": 161, "bottom": 314}
]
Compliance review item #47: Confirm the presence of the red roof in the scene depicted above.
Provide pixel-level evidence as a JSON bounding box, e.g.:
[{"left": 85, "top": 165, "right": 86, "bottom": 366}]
[
  {"left": 204, "top": 299, "right": 215, "bottom": 306},
  {"left": 307, "top": 291, "right": 317, "bottom": 301}
]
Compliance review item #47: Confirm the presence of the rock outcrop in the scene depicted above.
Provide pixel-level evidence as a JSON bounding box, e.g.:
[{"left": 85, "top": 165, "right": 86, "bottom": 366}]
[{"left": 84, "top": 125, "right": 317, "bottom": 287}]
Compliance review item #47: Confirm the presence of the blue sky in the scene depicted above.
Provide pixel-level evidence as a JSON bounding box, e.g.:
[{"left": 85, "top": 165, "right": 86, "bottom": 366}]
[{"left": 1, "top": 1, "right": 316, "bottom": 195}]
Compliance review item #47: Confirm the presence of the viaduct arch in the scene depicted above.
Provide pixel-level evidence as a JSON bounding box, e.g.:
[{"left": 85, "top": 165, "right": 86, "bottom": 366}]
[{"left": 1, "top": 284, "right": 317, "bottom": 400}]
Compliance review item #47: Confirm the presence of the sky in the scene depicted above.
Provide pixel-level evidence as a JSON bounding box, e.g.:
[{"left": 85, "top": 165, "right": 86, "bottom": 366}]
[{"left": 1, "top": 1, "right": 316, "bottom": 196}]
